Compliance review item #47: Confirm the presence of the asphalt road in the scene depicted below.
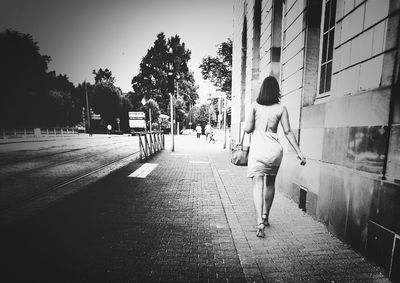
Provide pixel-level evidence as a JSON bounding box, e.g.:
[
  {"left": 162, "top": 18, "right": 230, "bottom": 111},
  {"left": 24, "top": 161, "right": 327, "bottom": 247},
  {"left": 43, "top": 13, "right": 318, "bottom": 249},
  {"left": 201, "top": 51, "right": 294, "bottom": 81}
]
[{"left": 0, "top": 134, "right": 141, "bottom": 226}]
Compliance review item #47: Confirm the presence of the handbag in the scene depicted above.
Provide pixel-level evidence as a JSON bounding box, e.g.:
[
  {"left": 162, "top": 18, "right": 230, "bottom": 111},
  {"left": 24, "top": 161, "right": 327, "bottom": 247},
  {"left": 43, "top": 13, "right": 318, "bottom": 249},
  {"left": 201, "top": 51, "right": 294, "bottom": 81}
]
[{"left": 231, "top": 131, "right": 250, "bottom": 166}]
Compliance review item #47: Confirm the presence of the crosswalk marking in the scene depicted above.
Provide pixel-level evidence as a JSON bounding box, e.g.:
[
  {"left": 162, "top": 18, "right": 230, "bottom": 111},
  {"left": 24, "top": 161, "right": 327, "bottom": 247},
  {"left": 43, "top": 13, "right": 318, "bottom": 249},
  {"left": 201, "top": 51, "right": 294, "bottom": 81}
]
[
  {"left": 189, "top": 161, "right": 209, "bottom": 164},
  {"left": 128, "top": 163, "right": 158, "bottom": 178}
]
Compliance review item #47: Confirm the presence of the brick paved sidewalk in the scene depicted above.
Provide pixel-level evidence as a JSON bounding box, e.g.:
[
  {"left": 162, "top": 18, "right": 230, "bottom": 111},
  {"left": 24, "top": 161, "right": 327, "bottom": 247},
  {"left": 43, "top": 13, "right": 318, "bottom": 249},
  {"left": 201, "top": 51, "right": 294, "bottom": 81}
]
[
  {"left": 0, "top": 134, "right": 391, "bottom": 282},
  {"left": 204, "top": 136, "right": 390, "bottom": 283}
]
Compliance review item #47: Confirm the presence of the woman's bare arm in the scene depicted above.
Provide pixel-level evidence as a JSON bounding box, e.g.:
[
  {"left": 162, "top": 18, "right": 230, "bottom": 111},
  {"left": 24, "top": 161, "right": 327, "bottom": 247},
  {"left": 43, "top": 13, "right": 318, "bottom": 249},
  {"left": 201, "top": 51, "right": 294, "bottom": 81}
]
[
  {"left": 280, "top": 106, "right": 306, "bottom": 165},
  {"left": 244, "top": 103, "right": 255, "bottom": 133}
]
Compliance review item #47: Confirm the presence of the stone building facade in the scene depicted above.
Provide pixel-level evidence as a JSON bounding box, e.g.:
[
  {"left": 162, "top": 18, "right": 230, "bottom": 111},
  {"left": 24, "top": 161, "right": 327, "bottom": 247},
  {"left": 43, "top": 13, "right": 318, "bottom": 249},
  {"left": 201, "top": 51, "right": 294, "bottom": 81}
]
[{"left": 231, "top": 0, "right": 400, "bottom": 280}]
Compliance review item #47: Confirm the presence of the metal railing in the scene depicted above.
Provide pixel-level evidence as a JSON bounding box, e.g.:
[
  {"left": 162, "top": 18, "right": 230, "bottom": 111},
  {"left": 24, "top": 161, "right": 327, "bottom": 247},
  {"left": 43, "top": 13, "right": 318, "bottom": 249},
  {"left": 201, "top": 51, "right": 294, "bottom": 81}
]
[
  {"left": 1, "top": 127, "right": 79, "bottom": 139},
  {"left": 135, "top": 131, "right": 165, "bottom": 161}
]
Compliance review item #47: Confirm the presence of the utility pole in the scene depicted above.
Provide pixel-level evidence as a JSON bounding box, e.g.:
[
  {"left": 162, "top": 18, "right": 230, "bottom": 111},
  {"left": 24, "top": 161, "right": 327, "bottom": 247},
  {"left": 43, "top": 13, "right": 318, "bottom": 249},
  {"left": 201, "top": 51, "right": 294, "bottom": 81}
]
[
  {"left": 170, "top": 94, "right": 174, "bottom": 152},
  {"left": 218, "top": 97, "right": 222, "bottom": 130},
  {"left": 223, "top": 93, "right": 227, "bottom": 149},
  {"left": 149, "top": 108, "right": 152, "bottom": 132},
  {"left": 85, "top": 81, "right": 91, "bottom": 133},
  {"left": 168, "top": 47, "right": 175, "bottom": 152},
  {"left": 176, "top": 78, "right": 180, "bottom": 136}
]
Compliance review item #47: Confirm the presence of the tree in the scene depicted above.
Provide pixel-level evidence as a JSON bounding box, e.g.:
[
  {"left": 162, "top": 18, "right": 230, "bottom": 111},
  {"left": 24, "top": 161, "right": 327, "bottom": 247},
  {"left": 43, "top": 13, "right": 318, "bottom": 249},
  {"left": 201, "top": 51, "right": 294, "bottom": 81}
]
[
  {"left": 43, "top": 90, "right": 72, "bottom": 126},
  {"left": 119, "top": 95, "right": 133, "bottom": 132},
  {"left": 0, "top": 30, "right": 82, "bottom": 128},
  {"left": 199, "top": 38, "right": 232, "bottom": 98},
  {"left": 92, "top": 68, "right": 115, "bottom": 86},
  {"left": 45, "top": 71, "right": 76, "bottom": 126},
  {"left": 143, "top": 99, "right": 160, "bottom": 129},
  {"left": 71, "top": 82, "right": 90, "bottom": 127},
  {"left": 0, "top": 29, "right": 51, "bottom": 127},
  {"left": 192, "top": 104, "right": 212, "bottom": 130},
  {"left": 89, "top": 68, "right": 133, "bottom": 132},
  {"left": 130, "top": 33, "right": 199, "bottom": 121},
  {"left": 91, "top": 84, "right": 121, "bottom": 123}
]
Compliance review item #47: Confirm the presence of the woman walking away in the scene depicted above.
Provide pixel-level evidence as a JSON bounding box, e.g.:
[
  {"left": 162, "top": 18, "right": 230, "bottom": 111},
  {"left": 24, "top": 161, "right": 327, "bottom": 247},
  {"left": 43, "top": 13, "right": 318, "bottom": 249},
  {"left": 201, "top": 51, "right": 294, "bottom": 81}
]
[{"left": 245, "top": 76, "right": 306, "bottom": 238}]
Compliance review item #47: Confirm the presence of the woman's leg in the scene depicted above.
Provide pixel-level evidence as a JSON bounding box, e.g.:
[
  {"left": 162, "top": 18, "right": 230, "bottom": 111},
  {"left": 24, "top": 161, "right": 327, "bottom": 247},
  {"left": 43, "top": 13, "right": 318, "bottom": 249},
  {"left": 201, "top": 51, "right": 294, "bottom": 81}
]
[
  {"left": 253, "top": 176, "right": 264, "bottom": 225},
  {"left": 263, "top": 175, "right": 276, "bottom": 223}
]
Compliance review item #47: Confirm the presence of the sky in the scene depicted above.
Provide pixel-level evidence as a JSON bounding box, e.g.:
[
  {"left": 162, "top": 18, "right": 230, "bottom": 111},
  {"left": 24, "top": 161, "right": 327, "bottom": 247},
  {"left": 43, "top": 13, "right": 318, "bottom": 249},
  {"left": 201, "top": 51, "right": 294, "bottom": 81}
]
[{"left": 0, "top": 0, "right": 233, "bottom": 101}]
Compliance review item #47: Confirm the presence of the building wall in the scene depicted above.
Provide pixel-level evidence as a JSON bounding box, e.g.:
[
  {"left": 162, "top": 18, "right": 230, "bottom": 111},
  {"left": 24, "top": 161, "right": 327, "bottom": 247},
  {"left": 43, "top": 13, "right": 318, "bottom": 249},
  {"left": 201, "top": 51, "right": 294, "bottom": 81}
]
[{"left": 231, "top": 0, "right": 400, "bottom": 280}]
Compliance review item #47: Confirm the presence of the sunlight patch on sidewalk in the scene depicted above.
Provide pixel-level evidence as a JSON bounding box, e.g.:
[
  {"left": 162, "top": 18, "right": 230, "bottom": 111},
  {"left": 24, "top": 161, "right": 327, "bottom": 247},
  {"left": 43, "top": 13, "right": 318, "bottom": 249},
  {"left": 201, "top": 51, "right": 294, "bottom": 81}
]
[{"left": 128, "top": 163, "right": 158, "bottom": 178}]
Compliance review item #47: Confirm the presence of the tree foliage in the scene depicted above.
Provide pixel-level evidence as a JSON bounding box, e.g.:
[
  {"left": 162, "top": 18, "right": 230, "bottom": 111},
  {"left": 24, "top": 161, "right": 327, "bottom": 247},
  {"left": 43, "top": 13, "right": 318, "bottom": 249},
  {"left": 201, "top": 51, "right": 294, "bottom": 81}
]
[
  {"left": 143, "top": 99, "right": 160, "bottom": 123},
  {"left": 0, "top": 29, "right": 134, "bottom": 132},
  {"left": 93, "top": 68, "right": 115, "bottom": 86},
  {"left": 0, "top": 29, "right": 51, "bottom": 127},
  {"left": 130, "top": 33, "right": 199, "bottom": 122},
  {"left": 189, "top": 104, "right": 212, "bottom": 130},
  {"left": 90, "top": 68, "right": 133, "bottom": 132},
  {"left": 199, "top": 38, "right": 232, "bottom": 98}
]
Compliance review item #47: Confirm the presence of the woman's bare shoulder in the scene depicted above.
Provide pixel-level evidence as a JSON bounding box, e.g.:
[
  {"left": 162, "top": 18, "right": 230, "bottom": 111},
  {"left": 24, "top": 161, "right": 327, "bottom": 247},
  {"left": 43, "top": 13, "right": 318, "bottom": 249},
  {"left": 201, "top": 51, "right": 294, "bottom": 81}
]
[{"left": 250, "top": 101, "right": 258, "bottom": 112}]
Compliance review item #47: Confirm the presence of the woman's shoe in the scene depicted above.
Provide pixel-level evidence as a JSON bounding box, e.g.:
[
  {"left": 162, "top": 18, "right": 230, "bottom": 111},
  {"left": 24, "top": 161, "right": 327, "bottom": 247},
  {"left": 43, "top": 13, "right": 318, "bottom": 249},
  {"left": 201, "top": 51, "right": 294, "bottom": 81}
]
[
  {"left": 262, "top": 213, "right": 270, "bottom": 227},
  {"left": 256, "top": 223, "right": 265, "bottom": 238}
]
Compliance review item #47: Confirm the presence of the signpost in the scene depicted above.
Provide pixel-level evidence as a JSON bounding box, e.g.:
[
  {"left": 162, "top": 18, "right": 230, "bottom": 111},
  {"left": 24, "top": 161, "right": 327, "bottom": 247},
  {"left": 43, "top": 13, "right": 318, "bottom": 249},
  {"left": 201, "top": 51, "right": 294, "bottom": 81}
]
[
  {"left": 128, "top": 111, "right": 146, "bottom": 133},
  {"left": 116, "top": 118, "right": 120, "bottom": 132}
]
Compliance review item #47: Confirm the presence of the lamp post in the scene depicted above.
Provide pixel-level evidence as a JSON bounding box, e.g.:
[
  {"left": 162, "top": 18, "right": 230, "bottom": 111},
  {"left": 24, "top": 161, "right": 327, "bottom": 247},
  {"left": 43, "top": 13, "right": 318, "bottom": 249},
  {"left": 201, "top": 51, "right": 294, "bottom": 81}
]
[
  {"left": 168, "top": 48, "right": 175, "bottom": 152},
  {"left": 149, "top": 107, "right": 152, "bottom": 132},
  {"left": 175, "top": 75, "right": 181, "bottom": 136},
  {"left": 223, "top": 93, "right": 227, "bottom": 149},
  {"left": 85, "top": 81, "right": 91, "bottom": 133}
]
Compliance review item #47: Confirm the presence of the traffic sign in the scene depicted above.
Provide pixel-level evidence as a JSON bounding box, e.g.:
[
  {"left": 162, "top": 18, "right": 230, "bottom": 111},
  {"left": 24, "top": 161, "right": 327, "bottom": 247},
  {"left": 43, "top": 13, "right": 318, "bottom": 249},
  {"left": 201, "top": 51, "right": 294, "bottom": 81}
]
[
  {"left": 129, "top": 111, "right": 145, "bottom": 119},
  {"left": 91, "top": 114, "right": 101, "bottom": 120}
]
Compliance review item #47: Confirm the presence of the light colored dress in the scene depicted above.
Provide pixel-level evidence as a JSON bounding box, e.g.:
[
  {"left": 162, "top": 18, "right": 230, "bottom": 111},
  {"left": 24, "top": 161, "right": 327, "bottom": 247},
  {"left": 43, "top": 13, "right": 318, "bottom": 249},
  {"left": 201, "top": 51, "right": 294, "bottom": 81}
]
[{"left": 247, "top": 102, "right": 284, "bottom": 178}]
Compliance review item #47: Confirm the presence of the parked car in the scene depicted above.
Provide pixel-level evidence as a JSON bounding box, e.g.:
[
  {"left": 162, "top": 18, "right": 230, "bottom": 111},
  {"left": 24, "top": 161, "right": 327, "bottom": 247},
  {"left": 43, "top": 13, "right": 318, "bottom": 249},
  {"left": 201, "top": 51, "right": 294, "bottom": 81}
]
[{"left": 180, "top": 129, "right": 196, "bottom": 135}]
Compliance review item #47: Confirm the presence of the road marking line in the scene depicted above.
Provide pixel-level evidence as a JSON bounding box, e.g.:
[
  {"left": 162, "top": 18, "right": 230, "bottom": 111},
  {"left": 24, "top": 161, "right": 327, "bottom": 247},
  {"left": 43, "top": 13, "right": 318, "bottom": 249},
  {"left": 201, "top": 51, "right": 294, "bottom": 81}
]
[
  {"left": 128, "top": 163, "right": 158, "bottom": 178},
  {"left": 189, "top": 161, "right": 209, "bottom": 164}
]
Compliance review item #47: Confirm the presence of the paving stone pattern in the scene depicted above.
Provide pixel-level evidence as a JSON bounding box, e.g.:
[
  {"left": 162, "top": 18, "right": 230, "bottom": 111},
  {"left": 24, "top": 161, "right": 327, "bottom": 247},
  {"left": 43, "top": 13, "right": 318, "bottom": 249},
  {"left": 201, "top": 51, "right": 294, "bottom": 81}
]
[{"left": 0, "top": 135, "right": 391, "bottom": 282}]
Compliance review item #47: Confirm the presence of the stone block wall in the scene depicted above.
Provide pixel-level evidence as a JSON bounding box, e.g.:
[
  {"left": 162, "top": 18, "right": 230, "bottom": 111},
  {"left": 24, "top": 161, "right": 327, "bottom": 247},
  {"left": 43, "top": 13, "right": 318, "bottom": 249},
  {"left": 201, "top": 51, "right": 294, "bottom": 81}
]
[{"left": 232, "top": 0, "right": 400, "bottom": 280}]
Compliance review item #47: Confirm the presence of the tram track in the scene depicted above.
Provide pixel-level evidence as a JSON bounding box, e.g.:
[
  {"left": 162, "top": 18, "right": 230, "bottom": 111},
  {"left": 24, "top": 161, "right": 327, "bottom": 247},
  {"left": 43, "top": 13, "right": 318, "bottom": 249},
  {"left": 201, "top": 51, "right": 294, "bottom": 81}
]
[
  {"left": 0, "top": 137, "right": 136, "bottom": 167},
  {"left": 0, "top": 139, "right": 136, "bottom": 177},
  {"left": 0, "top": 150, "right": 140, "bottom": 225}
]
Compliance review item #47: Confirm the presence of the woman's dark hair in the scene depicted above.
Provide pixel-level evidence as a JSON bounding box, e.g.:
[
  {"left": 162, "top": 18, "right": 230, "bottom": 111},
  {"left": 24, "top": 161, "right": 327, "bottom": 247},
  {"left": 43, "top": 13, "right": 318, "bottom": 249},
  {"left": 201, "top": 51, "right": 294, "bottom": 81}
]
[{"left": 256, "top": 76, "right": 281, "bottom": 105}]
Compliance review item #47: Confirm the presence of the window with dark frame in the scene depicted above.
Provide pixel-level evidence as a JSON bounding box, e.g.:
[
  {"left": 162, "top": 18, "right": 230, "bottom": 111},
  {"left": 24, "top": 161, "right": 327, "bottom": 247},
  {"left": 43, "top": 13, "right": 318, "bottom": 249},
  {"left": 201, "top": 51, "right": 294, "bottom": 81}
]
[{"left": 319, "top": 0, "right": 336, "bottom": 95}]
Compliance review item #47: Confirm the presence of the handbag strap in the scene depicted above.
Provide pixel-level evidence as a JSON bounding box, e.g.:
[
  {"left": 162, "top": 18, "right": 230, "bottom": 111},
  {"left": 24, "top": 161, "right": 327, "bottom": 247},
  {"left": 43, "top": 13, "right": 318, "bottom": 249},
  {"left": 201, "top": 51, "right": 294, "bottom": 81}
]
[
  {"left": 240, "top": 130, "right": 246, "bottom": 145},
  {"left": 240, "top": 130, "right": 251, "bottom": 146}
]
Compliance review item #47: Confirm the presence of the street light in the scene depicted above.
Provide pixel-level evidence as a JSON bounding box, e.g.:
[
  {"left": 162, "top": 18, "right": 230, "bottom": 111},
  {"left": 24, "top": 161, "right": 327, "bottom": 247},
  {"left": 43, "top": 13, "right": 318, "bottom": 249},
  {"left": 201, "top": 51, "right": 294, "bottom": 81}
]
[
  {"left": 85, "top": 81, "right": 91, "bottom": 134},
  {"left": 175, "top": 74, "right": 181, "bottom": 135},
  {"left": 223, "top": 93, "right": 227, "bottom": 149},
  {"left": 168, "top": 47, "right": 175, "bottom": 152}
]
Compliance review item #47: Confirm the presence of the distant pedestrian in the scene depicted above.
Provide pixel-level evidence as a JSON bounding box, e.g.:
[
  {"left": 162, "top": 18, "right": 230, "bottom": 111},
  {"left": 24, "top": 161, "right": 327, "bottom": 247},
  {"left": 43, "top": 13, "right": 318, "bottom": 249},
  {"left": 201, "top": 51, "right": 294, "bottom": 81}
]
[
  {"left": 204, "top": 123, "right": 212, "bottom": 141},
  {"left": 195, "top": 124, "right": 202, "bottom": 139},
  {"left": 245, "top": 76, "right": 306, "bottom": 238},
  {"left": 208, "top": 127, "right": 215, "bottom": 144}
]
